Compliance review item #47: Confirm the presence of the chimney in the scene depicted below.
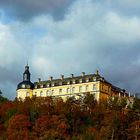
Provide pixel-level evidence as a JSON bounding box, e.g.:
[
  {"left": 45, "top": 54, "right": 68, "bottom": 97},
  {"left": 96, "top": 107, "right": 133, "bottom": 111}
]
[
  {"left": 61, "top": 75, "right": 64, "bottom": 80},
  {"left": 71, "top": 74, "right": 74, "bottom": 78},
  {"left": 134, "top": 94, "right": 135, "bottom": 98},
  {"left": 119, "top": 92, "right": 120, "bottom": 98},
  {"left": 82, "top": 72, "right": 85, "bottom": 77},
  {"left": 38, "top": 78, "right": 41, "bottom": 82},
  {"left": 49, "top": 76, "right": 53, "bottom": 81},
  {"left": 124, "top": 93, "right": 126, "bottom": 97}
]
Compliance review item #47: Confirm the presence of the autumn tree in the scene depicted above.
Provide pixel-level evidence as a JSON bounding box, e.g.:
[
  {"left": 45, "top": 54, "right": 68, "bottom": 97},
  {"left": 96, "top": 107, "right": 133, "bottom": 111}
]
[{"left": 7, "top": 114, "right": 31, "bottom": 140}]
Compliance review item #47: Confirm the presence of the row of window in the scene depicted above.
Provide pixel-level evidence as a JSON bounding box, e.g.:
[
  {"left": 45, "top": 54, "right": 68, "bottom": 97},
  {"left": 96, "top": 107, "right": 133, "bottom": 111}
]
[
  {"left": 35, "top": 78, "right": 98, "bottom": 88},
  {"left": 28, "top": 84, "right": 97, "bottom": 97}
]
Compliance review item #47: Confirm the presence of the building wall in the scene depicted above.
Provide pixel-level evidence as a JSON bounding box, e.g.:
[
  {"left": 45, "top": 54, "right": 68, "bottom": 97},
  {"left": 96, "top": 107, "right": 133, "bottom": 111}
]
[
  {"left": 99, "top": 81, "right": 112, "bottom": 100},
  {"left": 17, "top": 80, "right": 116, "bottom": 101},
  {"left": 17, "top": 89, "right": 33, "bottom": 100},
  {"left": 32, "top": 81, "right": 100, "bottom": 100}
]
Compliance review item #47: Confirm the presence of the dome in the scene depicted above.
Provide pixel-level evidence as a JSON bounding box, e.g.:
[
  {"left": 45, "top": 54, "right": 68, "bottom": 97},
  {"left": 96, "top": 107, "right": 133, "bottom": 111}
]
[{"left": 17, "top": 81, "right": 34, "bottom": 90}]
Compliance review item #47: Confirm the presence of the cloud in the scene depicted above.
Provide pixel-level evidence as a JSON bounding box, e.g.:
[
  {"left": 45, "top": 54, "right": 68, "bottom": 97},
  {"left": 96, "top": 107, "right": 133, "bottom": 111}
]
[
  {"left": 0, "top": 0, "right": 75, "bottom": 21},
  {"left": 0, "top": 0, "right": 140, "bottom": 99},
  {"left": 29, "top": 1, "right": 140, "bottom": 94}
]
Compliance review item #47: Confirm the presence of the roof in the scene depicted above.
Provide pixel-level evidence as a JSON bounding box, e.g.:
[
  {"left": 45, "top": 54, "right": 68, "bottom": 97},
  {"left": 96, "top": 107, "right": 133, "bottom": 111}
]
[
  {"left": 34, "top": 73, "right": 111, "bottom": 88},
  {"left": 17, "top": 81, "right": 34, "bottom": 90}
]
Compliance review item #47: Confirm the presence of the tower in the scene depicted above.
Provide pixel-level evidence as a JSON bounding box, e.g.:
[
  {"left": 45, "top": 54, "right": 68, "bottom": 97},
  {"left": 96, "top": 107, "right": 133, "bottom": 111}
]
[
  {"left": 23, "top": 65, "right": 30, "bottom": 81},
  {"left": 17, "top": 65, "right": 34, "bottom": 100}
]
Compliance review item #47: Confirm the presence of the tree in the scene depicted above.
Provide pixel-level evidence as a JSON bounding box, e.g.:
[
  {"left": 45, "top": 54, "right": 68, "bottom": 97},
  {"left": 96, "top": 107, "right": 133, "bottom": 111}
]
[
  {"left": 33, "top": 115, "right": 69, "bottom": 139},
  {"left": 7, "top": 114, "right": 31, "bottom": 140},
  {"left": 0, "top": 90, "right": 8, "bottom": 104},
  {"left": 127, "top": 120, "right": 140, "bottom": 140}
]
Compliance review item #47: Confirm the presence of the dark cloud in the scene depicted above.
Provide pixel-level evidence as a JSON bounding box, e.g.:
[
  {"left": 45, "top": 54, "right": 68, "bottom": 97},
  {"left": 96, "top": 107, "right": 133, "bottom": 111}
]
[
  {"left": 1, "top": 0, "right": 140, "bottom": 99},
  {"left": 0, "top": 0, "right": 75, "bottom": 21}
]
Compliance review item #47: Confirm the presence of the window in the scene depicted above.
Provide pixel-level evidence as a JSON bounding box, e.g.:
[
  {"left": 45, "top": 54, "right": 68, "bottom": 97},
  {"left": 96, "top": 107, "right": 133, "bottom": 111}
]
[
  {"left": 86, "top": 85, "right": 89, "bottom": 91},
  {"left": 102, "top": 85, "right": 105, "bottom": 90},
  {"left": 79, "top": 86, "right": 82, "bottom": 92},
  {"left": 47, "top": 83, "right": 50, "bottom": 87},
  {"left": 67, "top": 81, "right": 70, "bottom": 85},
  {"left": 22, "top": 84, "right": 25, "bottom": 88},
  {"left": 93, "top": 84, "right": 96, "bottom": 91},
  {"left": 79, "top": 79, "right": 82, "bottom": 83},
  {"left": 52, "top": 82, "right": 55, "bottom": 86},
  {"left": 26, "top": 85, "right": 30, "bottom": 89},
  {"left": 93, "top": 77, "right": 96, "bottom": 82},
  {"left": 72, "top": 87, "right": 75, "bottom": 93},
  {"left": 86, "top": 79, "right": 89, "bottom": 82},
  {"left": 73, "top": 80, "right": 75, "bottom": 84},
  {"left": 33, "top": 92, "right": 37, "bottom": 96},
  {"left": 46, "top": 90, "right": 49, "bottom": 96},
  {"left": 59, "top": 89, "right": 62, "bottom": 94},
  {"left": 59, "top": 82, "right": 62, "bottom": 86},
  {"left": 26, "top": 92, "right": 30, "bottom": 97},
  {"left": 52, "top": 90, "right": 54, "bottom": 95},
  {"left": 40, "top": 91, "right": 43, "bottom": 97},
  {"left": 67, "top": 88, "right": 70, "bottom": 93}
]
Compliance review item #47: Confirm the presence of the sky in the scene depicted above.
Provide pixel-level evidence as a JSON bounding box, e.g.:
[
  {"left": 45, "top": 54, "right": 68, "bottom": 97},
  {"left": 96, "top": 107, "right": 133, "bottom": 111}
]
[{"left": 0, "top": 0, "right": 140, "bottom": 99}]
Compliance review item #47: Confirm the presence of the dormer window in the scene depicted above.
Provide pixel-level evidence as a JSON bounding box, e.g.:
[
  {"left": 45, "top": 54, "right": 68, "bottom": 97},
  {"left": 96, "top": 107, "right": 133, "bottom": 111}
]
[
  {"left": 72, "top": 80, "right": 76, "bottom": 84},
  {"left": 35, "top": 85, "right": 37, "bottom": 89},
  {"left": 26, "top": 85, "right": 30, "bottom": 89},
  {"left": 59, "top": 81, "right": 62, "bottom": 86},
  {"left": 67, "top": 81, "right": 70, "bottom": 85},
  {"left": 51, "top": 82, "right": 55, "bottom": 87},
  {"left": 86, "top": 78, "right": 89, "bottom": 82},
  {"left": 79, "top": 79, "right": 82, "bottom": 83},
  {"left": 47, "top": 83, "right": 50, "bottom": 87},
  {"left": 93, "top": 77, "right": 96, "bottom": 82},
  {"left": 22, "top": 84, "right": 25, "bottom": 88}
]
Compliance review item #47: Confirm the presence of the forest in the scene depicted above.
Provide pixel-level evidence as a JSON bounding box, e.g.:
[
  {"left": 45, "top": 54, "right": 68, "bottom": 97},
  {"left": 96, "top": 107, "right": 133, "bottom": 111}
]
[{"left": 0, "top": 93, "right": 140, "bottom": 140}]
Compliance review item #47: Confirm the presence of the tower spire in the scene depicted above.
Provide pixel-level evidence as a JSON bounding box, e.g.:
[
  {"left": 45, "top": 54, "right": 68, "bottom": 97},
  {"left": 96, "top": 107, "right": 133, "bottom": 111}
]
[{"left": 23, "top": 64, "right": 31, "bottom": 81}]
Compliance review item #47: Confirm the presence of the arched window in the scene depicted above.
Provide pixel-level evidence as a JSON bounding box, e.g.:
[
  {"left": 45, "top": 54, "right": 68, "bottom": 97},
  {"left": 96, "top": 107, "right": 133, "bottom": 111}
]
[
  {"left": 59, "top": 89, "right": 62, "bottom": 94},
  {"left": 72, "top": 87, "right": 75, "bottom": 93},
  {"left": 40, "top": 91, "right": 43, "bottom": 97},
  {"left": 26, "top": 92, "right": 30, "bottom": 97},
  {"left": 79, "top": 86, "right": 82, "bottom": 92},
  {"left": 52, "top": 90, "right": 54, "bottom": 95},
  {"left": 33, "top": 92, "right": 37, "bottom": 96},
  {"left": 46, "top": 90, "right": 49, "bottom": 96},
  {"left": 86, "top": 85, "right": 89, "bottom": 91},
  {"left": 93, "top": 84, "right": 96, "bottom": 91},
  {"left": 67, "top": 88, "right": 70, "bottom": 93}
]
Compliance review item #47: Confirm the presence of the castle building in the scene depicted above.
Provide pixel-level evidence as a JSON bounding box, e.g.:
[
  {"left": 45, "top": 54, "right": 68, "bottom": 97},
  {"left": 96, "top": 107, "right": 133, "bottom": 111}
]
[{"left": 17, "top": 65, "right": 127, "bottom": 101}]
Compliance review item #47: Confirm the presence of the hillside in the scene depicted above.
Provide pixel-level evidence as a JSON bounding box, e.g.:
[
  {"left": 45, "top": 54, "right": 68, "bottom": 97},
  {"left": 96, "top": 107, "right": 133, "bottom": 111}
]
[{"left": 0, "top": 94, "right": 140, "bottom": 140}]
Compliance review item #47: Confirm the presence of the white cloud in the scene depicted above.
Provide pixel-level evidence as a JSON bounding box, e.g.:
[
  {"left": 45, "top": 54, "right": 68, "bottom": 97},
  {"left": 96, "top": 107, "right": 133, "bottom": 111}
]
[{"left": 0, "top": 22, "right": 25, "bottom": 67}]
